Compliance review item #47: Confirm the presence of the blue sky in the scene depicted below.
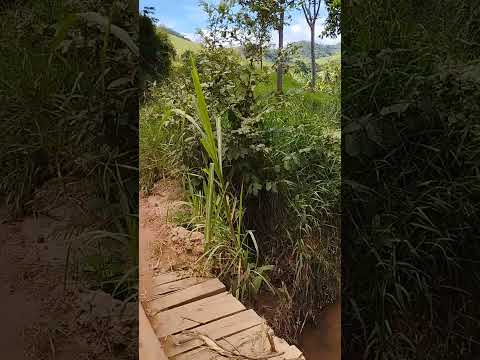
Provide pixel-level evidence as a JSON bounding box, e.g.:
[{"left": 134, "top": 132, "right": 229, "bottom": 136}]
[{"left": 140, "top": 0, "right": 340, "bottom": 45}]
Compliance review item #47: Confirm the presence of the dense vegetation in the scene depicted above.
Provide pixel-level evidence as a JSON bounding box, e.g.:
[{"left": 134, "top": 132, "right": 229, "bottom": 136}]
[
  {"left": 343, "top": 0, "right": 480, "bottom": 358},
  {"left": 0, "top": 0, "right": 138, "bottom": 301},
  {"left": 140, "top": 3, "right": 340, "bottom": 342}
]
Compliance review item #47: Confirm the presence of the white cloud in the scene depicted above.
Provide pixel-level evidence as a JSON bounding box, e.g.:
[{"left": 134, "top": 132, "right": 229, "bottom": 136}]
[
  {"left": 157, "top": 17, "right": 176, "bottom": 30},
  {"left": 183, "top": 32, "right": 198, "bottom": 41},
  {"left": 291, "top": 24, "right": 302, "bottom": 33},
  {"left": 183, "top": 32, "right": 204, "bottom": 43},
  {"left": 271, "top": 17, "right": 340, "bottom": 46}
]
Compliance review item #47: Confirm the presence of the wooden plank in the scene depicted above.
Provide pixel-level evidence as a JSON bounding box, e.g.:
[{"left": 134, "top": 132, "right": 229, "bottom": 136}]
[
  {"left": 139, "top": 302, "right": 168, "bottom": 360},
  {"left": 153, "top": 272, "right": 189, "bottom": 286},
  {"left": 269, "top": 345, "right": 304, "bottom": 360},
  {"left": 152, "top": 292, "right": 246, "bottom": 338},
  {"left": 149, "top": 278, "right": 226, "bottom": 313},
  {"left": 151, "top": 277, "right": 210, "bottom": 297},
  {"left": 172, "top": 324, "right": 279, "bottom": 360},
  {"left": 165, "top": 309, "right": 265, "bottom": 357}
]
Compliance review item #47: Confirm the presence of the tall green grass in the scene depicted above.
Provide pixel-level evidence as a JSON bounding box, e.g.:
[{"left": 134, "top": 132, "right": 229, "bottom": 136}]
[
  {"left": 246, "top": 70, "right": 341, "bottom": 340},
  {"left": 187, "top": 58, "right": 274, "bottom": 301},
  {"left": 0, "top": 1, "right": 139, "bottom": 302},
  {"left": 343, "top": 0, "right": 480, "bottom": 358}
]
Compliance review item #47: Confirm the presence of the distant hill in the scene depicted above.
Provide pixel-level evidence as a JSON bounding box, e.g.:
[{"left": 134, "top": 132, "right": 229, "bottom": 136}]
[
  {"left": 296, "top": 41, "right": 340, "bottom": 58},
  {"left": 158, "top": 25, "right": 189, "bottom": 40},
  {"left": 156, "top": 25, "right": 339, "bottom": 64},
  {"left": 265, "top": 41, "right": 340, "bottom": 62},
  {"left": 157, "top": 25, "right": 202, "bottom": 56}
]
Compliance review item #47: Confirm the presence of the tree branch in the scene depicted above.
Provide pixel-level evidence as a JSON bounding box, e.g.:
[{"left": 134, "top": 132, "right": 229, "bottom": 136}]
[
  {"left": 314, "top": 0, "right": 322, "bottom": 19},
  {"left": 302, "top": 1, "right": 315, "bottom": 28},
  {"left": 302, "top": 4, "right": 310, "bottom": 26},
  {"left": 302, "top": 0, "right": 313, "bottom": 22}
]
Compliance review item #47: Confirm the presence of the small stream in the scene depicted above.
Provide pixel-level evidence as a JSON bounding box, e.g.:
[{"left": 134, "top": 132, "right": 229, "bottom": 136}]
[{"left": 299, "top": 301, "right": 341, "bottom": 360}]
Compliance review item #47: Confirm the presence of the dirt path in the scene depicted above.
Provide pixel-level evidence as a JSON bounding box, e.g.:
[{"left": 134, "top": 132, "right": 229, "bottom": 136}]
[
  {"left": 139, "top": 179, "right": 204, "bottom": 303},
  {"left": 0, "top": 181, "right": 136, "bottom": 360},
  {"left": 139, "top": 179, "right": 205, "bottom": 359}
]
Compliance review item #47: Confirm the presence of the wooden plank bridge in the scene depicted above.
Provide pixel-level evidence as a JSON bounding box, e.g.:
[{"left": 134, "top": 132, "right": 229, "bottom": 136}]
[{"left": 140, "top": 271, "right": 305, "bottom": 360}]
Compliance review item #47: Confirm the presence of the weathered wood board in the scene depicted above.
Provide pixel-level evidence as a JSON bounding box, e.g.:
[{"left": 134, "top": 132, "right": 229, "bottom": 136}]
[{"left": 142, "top": 272, "right": 305, "bottom": 360}]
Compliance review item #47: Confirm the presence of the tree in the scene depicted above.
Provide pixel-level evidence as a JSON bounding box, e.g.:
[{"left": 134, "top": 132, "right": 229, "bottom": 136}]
[
  {"left": 276, "top": 0, "right": 286, "bottom": 94},
  {"left": 200, "top": 0, "right": 273, "bottom": 69},
  {"left": 237, "top": 0, "right": 298, "bottom": 93},
  {"left": 237, "top": 0, "right": 274, "bottom": 69},
  {"left": 199, "top": 0, "right": 297, "bottom": 94},
  {"left": 301, "top": 0, "right": 322, "bottom": 90},
  {"left": 322, "top": 0, "right": 340, "bottom": 39},
  {"left": 265, "top": 0, "right": 297, "bottom": 94},
  {"left": 198, "top": 0, "right": 233, "bottom": 49}
]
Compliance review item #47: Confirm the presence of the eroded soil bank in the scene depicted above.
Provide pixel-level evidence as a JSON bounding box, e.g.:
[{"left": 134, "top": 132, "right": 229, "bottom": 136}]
[{"left": 254, "top": 291, "right": 341, "bottom": 360}]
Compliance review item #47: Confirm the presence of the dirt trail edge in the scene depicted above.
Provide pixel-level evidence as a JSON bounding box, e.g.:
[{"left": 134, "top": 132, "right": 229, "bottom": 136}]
[
  {"left": 139, "top": 302, "right": 168, "bottom": 360},
  {"left": 139, "top": 179, "right": 204, "bottom": 304}
]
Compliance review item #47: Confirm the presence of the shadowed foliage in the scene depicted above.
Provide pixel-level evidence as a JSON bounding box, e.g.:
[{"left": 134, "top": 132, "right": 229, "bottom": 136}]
[
  {"left": 342, "top": 1, "right": 480, "bottom": 358},
  {"left": 0, "top": 0, "right": 139, "bottom": 303}
]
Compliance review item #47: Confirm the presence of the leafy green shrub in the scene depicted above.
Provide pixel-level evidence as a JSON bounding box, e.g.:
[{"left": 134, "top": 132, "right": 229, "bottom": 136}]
[{"left": 291, "top": 58, "right": 341, "bottom": 95}]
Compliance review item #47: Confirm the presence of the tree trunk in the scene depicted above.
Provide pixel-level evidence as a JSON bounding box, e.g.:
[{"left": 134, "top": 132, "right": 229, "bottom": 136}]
[
  {"left": 260, "top": 46, "right": 263, "bottom": 70},
  {"left": 310, "top": 22, "right": 316, "bottom": 91},
  {"left": 276, "top": 8, "right": 284, "bottom": 94}
]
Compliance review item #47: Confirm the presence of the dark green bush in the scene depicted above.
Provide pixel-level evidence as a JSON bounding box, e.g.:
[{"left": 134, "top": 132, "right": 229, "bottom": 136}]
[{"left": 139, "top": 14, "right": 175, "bottom": 79}]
